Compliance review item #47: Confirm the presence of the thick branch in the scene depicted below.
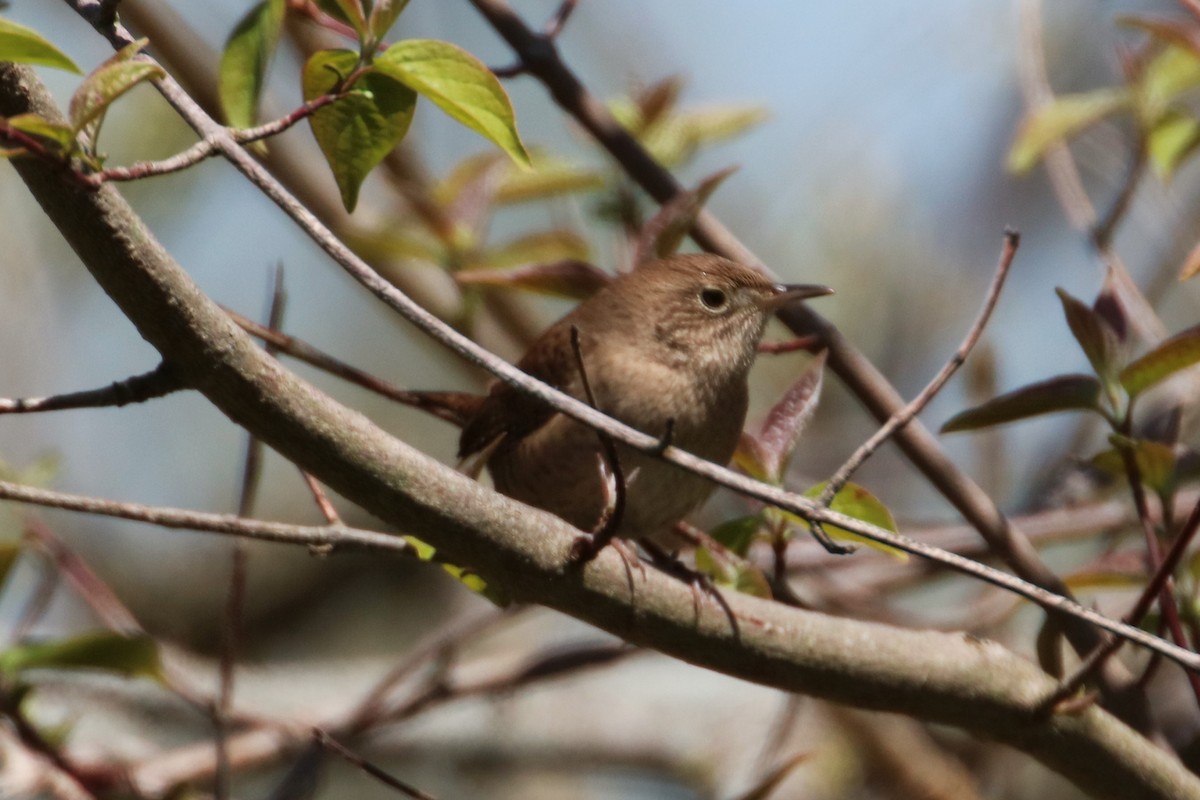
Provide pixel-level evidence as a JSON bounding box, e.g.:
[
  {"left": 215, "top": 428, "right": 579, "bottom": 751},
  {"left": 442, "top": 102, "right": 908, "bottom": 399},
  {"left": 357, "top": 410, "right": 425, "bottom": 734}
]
[{"left": 0, "top": 63, "right": 1196, "bottom": 800}]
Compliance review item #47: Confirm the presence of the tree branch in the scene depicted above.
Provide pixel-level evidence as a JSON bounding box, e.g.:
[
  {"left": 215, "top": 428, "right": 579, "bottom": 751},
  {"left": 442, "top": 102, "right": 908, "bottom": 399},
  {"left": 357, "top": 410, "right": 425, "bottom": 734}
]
[{"left": 1, "top": 61, "right": 1197, "bottom": 799}]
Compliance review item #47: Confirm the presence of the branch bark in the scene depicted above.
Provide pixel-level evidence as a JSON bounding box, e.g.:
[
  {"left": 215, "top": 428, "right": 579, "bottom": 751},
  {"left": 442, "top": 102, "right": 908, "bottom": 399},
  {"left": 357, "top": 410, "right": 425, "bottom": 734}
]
[{"left": 1, "top": 62, "right": 1197, "bottom": 800}]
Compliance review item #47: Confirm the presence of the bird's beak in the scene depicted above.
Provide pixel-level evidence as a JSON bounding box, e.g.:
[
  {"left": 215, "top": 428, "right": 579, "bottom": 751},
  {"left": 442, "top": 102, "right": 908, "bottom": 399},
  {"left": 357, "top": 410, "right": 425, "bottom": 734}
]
[{"left": 762, "top": 283, "right": 834, "bottom": 311}]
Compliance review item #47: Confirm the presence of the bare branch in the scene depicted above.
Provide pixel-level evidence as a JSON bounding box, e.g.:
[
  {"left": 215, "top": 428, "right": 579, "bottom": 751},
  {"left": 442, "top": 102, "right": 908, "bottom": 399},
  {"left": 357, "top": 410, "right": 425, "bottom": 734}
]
[{"left": 0, "top": 362, "right": 182, "bottom": 414}]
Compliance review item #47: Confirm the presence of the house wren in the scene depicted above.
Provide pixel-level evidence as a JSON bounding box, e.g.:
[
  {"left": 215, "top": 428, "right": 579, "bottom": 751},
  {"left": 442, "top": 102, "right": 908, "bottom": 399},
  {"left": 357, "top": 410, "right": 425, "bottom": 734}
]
[{"left": 459, "top": 253, "right": 832, "bottom": 542}]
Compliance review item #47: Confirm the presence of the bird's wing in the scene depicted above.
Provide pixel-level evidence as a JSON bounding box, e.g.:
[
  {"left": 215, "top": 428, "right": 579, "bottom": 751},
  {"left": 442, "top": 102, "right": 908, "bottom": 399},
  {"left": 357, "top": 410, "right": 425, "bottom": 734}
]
[{"left": 458, "top": 321, "right": 583, "bottom": 459}]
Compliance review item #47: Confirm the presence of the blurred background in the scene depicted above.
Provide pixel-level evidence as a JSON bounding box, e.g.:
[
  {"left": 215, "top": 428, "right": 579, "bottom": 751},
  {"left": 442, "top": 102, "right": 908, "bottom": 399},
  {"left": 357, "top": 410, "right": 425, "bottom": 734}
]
[{"left": 1, "top": 1, "right": 1198, "bottom": 797}]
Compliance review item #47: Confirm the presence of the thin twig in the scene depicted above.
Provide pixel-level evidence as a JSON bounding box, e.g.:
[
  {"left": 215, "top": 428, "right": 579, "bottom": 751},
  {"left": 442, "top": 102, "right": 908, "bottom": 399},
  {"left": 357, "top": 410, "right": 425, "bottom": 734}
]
[
  {"left": 0, "top": 479, "right": 412, "bottom": 554},
  {"left": 0, "top": 362, "right": 182, "bottom": 414},
  {"left": 315, "top": 731, "right": 438, "bottom": 800},
  {"left": 491, "top": 0, "right": 580, "bottom": 77},
  {"left": 299, "top": 472, "right": 342, "bottom": 526},
  {"left": 1040, "top": 495, "right": 1200, "bottom": 711},
  {"left": 224, "top": 307, "right": 476, "bottom": 427},
  {"left": 57, "top": 5, "right": 1198, "bottom": 678},
  {"left": 818, "top": 230, "right": 1019, "bottom": 506}
]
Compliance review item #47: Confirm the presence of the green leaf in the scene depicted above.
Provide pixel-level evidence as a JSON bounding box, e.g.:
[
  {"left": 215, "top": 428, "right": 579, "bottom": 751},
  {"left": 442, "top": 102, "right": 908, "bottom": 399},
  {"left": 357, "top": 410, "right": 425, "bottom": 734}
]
[
  {"left": 68, "top": 39, "right": 163, "bottom": 136},
  {"left": 0, "top": 632, "right": 161, "bottom": 680},
  {"left": 634, "top": 166, "right": 735, "bottom": 264},
  {"left": 1007, "top": 88, "right": 1130, "bottom": 173},
  {"left": 401, "top": 536, "right": 500, "bottom": 601},
  {"left": 733, "top": 432, "right": 771, "bottom": 482},
  {"left": 707, "top": 514, "right": 763, "bottom": 558},
  {"left": 303, "top": 49, "right": 416, "bottom": 212},
  {"left": 481, "top": 230, "right": 590, "bottom": 269},
  {"left": 1147, "top": 109, "right": 1200, "bottom": 180},
  {"left": 1056, "top": 288, "right": 1121, "bottom": 386},
  {"left": 455, "top": 259, "right": 611, "bottom": 300},
  {"left": 218, "top": 0, "right": 286, "bottom": 129},
  {"left": 1092, "top": 436, "right": 1178, "bottom": 495},
  {"left": 1119, "top": 324, "right": 1200, "bottom": 399},
  {"left": 3, "top": 112, "right": 75, "bottom": 151},
  {"left": 752, "top": 351, "right": 826, "bottom": 484},
  {"left": 493, "top": 156, "right": 606, "bottom": 204},
  {"left": 693, "top": 546, "right": 771, "bottom": 598},
  {"left": 642, "top": 105, "right": 768, "bottom": 166},
  {"left": 0, "top": 18, "right": 81, "bottom": 73},
  {"left": 797, "top": 483, "right": 906, "bottom": 560},
  {"left": 368, "top": 0, "right": 409, "bottom": 40},
  {"left": 376, "top": 39, "right": 529, "bottom": 167},
  {"left": 940, "top": 374, "right": 1103, "bottom": 433},
  {"left": 1137, "top": 45, "right": 1200, "bottom": 124}
]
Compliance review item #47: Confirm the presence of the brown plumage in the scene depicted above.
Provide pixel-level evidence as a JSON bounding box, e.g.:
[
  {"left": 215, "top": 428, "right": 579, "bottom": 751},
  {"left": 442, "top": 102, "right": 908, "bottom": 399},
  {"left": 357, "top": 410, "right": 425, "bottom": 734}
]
[{"left": 459, "top": 254, "right": 831, "bottom": 540}]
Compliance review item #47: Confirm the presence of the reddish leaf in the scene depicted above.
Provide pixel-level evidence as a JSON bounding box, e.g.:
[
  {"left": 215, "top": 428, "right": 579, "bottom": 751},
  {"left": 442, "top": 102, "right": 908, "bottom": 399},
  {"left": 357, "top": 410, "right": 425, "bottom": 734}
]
[
  {"left": 1056, "top": 287, "right": 1121, "bottom": 383},
  {"left": 633, "top": 166, "right": 736, "bottom": 265},
  {"left": 940, "top": 374, "right": 1103, "bottom": 433},
  {"left": 753, "top": 351, "right": 826, "bottom": 483}
]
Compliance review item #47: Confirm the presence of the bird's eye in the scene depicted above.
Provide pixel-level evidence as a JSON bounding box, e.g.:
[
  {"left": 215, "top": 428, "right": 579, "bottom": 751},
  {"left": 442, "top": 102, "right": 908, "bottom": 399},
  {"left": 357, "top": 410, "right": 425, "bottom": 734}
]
[{"left": 699, "top": 287, "right": 728, "bottom": 311}]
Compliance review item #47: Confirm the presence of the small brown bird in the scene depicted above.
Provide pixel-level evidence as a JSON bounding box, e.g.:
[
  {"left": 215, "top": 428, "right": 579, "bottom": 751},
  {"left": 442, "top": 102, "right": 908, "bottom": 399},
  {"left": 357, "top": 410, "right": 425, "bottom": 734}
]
[{"left": 459, "top": 253, "right": 832, "bottom": 543}]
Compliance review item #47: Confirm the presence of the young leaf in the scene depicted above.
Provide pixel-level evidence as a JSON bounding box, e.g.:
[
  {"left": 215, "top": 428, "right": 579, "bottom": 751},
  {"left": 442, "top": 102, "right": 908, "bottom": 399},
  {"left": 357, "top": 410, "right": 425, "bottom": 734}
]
[
  {"left": 733, "top": 431, "right": 772, "bottom": 483},
  {"left": 402, "top": 536, "right": 503, "bottom": 602},
  {"left": 796, "top": 483, "right": 907, "bottom": 560},
  {"left": 1136, "top": 45, "right": 1200, "bottom": 124},
  {"left": 68, "top": 39, "right": 163, "bottom": 136},
  {"left": 1092, "top": 435, "right": 1178, "bottom": 495},
  {"left": 633, "top": 166, "right": 736, "bottom": 265},
  {"left": 369, "top": 0, "right": 410, "bottom": 41},
  {"left": 1093, "top": 267, "right": 1131, "bottom": 345},
  {"left": 751, "top": 351, "right": 826, "bottom": 484},
  {"left": 218, "top": 0, "right": 286, "bottom": 129},
  {"left": 708, "top": 514, "right": 764, "bottom": 558},
  {"left": 941, "top": 374, "right": 1103, "bottom": 433},
  {"left": 319, "top": 0, "right": 368, "bottom": 40},
  {"left": 1147, "top": 109, "right": 1200, "bottom": 180},
  {"left": 1118, "top": 323, "right": 1200, "bottom": 399},
  {"left": 1056, "top": 287, "right": 1121, "bottom": 384},
  {"left": 375, "top": 40, "right": 529, "bottom": 167},
  {"left": 0, "top": 632, "right": 161, "bottom": 680},
  {"left": 454, "top": 259, "right": 611, "bottom": 300},
  {"left": 480, "top": 231, "right": 591, "bottom": 269},
  {"left": 642, "top": 105, "right": 768, "bottom": 166},
  {"left": 493, "top": 155, "right": 606, "bottom": 204},
  {"left": 1007, "top": 88, "right": 1130, "bottom": 173},
  {"left": 4, "top": 112, "right": 75, "bottom": 151},
  {"left": 303, "top": 50, "right": 416, "bottom": 212},
  {"left": 0, "top": 18, "right": 81, "bottom": 73}
]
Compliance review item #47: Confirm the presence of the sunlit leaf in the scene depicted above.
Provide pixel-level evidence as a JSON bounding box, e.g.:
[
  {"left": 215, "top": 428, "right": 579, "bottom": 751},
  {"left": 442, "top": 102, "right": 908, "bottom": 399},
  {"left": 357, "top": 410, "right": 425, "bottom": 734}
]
[
  {"left": 1007, "top": 88, "right": 1129, "bottom": 173},
  {"left": 791, "top": 483, "right": 906, "bottom": 559},
  {"left": 1147, "top": 109, "right": 1200, "bottom": 180},
  {"left": 344, "top": 226, "right": 443, "bottom": 264},
  {"left": 376, "top": 40, "right": 529, "bottom": 167},
  {"left": 733, "top": 432, "right": 771, "bottom": 482},
  {"left": 0, "top": 18, "right": 80, "bottom": 73},
  {"left": 494, "top": 156, "right": 606, "bottom": 204},
  {"left": 218, "top": 0, "right": 286, "bottom": 129},
  {"left": 940, "top": 374, "right": 1103, "bottom": 433},
  {"left": 1137, "top": 45, "right": 1200, "bottom": 123},
  {"left": 1056, "top": 288, "right": 1121, "bottom": 386},
  {"left": 643, "top": 105, "right": 768, "bottom": 166},
  {"left": 0, "top": 632, "right": 161, "bottom": 680},
  {"left": 634, "top": 166, "right": 735, "bottom": 264},
  {"left": 402, "top": 536, "right": 498, "bottom": 600},
  {"left": 455, "top": 259, "right": 610, "bottom": 300},
  {"left": 708, "top": 514, "right": 763, "bottom": 558},
  {"left": 752, "top": 351, "right": 826, "bottom": 484},
  {"left": 303, "top": 49, "right": 417, "bottom": 212},
  {"left": 481, "top": 230, "right": 590, "bottom": 269},
  {"left": 1118, "top": 323, "right": 1200, "bottom": 398},
  {"left": 68, "top": 39, "right": 163, "bottom": 136}
]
